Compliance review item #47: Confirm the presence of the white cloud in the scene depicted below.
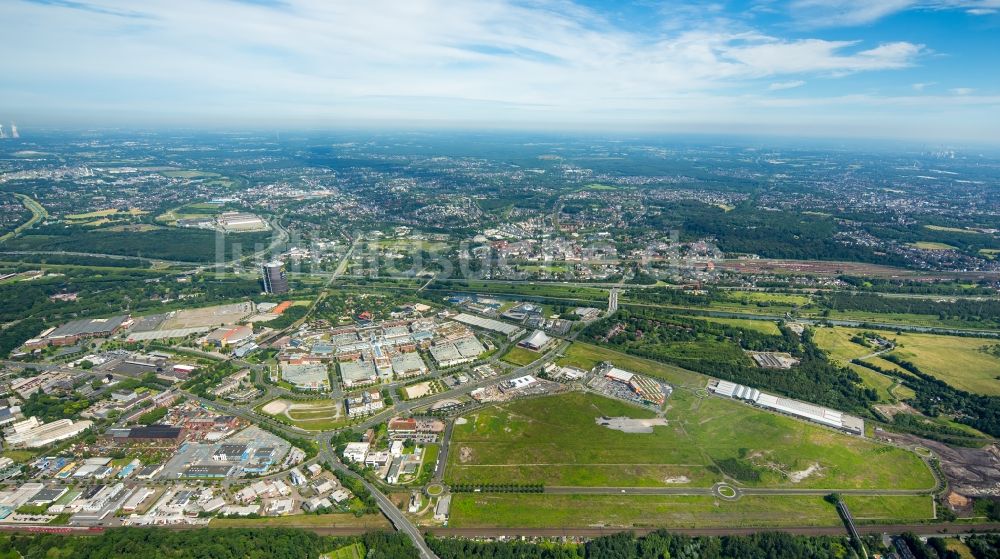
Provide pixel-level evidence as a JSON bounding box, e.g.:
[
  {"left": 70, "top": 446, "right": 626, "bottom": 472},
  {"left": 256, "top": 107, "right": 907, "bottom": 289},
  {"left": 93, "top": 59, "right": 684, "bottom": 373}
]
[
  {"left": 789, "top": 0, "right": 1000, "bottom": 26},
  {"left": 769, "top": 80, "right": 807, "bottom": 90},
  {"left": 719, "top": 39, "right": 922, "bottom": 76},
  {"left": 0, "top": 1, "right": 926, "bottom": 108},
  {"left": 912, "top": 82, "right": 936, "bottom": 90},
  {"left": 950, "top": 87, "right": 976, "bottom": 95},
  {"left": 790, "top": 0, "right": 917, "bottom": 26},
  {"left": 0, "top": 0, "right": 992, "bottom": 141}
]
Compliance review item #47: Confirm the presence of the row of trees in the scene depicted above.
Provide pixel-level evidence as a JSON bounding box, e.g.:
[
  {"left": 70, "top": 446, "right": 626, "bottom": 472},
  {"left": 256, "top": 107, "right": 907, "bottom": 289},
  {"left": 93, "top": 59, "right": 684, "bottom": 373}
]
[
  {"left": 430, "top": 530, "right": 1000, "bottom": 559},
  {"left": 450, "top": 483, "right": 544, "bottom": 493},
  {"left": 838, "top": 276, "right": 997, "bottom": 296},
  {"left": 0, "top": 528, "right": 419, "bottom": 559},
  {"left": 430, "top": 530, "right": 865, "bottom": 559},
  {"left": 820, "top": 292, "right": 1000, "bottom": 326},
  {"left": 6, "top": 225, "right": 272, "bottom": 263}
]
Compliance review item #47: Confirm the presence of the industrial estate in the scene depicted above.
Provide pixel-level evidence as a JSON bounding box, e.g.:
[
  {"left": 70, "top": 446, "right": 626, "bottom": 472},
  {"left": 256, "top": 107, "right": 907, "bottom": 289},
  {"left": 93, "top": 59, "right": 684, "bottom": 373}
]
[{"left": 0, "top": 129, "right": 998, "bottom": 559}]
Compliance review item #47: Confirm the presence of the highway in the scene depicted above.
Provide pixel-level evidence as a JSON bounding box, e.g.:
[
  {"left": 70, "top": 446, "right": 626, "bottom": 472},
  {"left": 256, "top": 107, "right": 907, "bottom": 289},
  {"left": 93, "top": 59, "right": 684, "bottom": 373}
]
[
  {"left": 544, "top": 486, "right": 938, "bottom": 497},
  {"left": 0, "top": 194, "right": 48, "bottom": 242},
  {"left": 318, "top": 439, "right": 438, "bottom": 559}
]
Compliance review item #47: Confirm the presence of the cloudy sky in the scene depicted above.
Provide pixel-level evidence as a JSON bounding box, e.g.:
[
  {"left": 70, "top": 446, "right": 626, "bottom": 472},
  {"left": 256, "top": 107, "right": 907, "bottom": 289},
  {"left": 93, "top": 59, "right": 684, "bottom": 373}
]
[{"left": 2, "top": 0, "right": 999, "bottom": 141}]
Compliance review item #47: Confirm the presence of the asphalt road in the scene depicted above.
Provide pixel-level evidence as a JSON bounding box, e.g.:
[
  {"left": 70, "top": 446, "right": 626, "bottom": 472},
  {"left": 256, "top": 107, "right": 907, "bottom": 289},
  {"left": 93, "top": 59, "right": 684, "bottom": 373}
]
[
  {"left": 545, "top": 486, "right": 937, "bottom": 497},
  {"left": 319, "top": 439, "right": 439, "bottom": 559}
]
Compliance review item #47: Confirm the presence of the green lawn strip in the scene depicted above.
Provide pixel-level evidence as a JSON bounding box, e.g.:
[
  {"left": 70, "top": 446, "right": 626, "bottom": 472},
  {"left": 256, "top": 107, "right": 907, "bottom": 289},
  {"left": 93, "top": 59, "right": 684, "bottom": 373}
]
[
  {"left": 322, "top": 542, "right": 366, "bottom": 559},
  {"left": 720, "top": 291, "right": 813, "bottom": 306},
  {"left": 449, "top": 494, "right": 933, "bottom": 529},
  {"left": 448, "top": 494, "right": 844, "bottom": 529},
  {"left": 421, "top": 444, "right": 440, "bottom": 473},
  {"left": 500, "top": 346, "right": 543, "bottom": 366},
  {"left": 210, "top": 514, "right": 388, "bottom": 528},
  {"left": 693, "top": 316, "right": 782, "bottom": 335},
  {"left": 841, "top": 495, "right": 934, "bottom": 523},
  {"left": 847, "top": 363, "right": 897, "bottom": 403},
  {"left": 287, "top": 418, "right": 350, "bottom": 431}
]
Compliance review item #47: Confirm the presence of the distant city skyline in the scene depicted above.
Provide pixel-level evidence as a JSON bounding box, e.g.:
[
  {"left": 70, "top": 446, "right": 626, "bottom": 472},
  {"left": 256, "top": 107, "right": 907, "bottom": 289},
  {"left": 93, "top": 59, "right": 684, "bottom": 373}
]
[{"left": 2, "top": 0, "right": 999, "bottom": 142}]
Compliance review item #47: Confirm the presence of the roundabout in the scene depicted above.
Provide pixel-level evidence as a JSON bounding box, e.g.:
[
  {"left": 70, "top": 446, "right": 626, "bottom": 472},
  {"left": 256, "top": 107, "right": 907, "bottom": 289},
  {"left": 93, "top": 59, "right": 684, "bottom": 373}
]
[
  {"left": 914, "top": 446, "right": 934, "bottom": 458},
  {"left": 712, "top": 483, "right": 741, "bottom": 500}
]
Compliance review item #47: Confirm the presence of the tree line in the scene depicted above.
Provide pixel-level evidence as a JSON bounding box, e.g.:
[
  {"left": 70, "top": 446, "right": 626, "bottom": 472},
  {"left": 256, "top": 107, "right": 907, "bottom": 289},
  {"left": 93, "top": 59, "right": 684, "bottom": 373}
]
[
  {"left": 0, "top": 528, "right": 419, "bottom": 559},
  {"left": 430, "top": 530, "right": 863, "bottom": 559},
  {"left": 853, "top": 355, "right": 1000, "bottom": 438},
  {"left": 450, "top": 483, "right": 544, "bottom": 493},
  {"left": 820, "top": 293, "right": 1000, "bottom": 327}
]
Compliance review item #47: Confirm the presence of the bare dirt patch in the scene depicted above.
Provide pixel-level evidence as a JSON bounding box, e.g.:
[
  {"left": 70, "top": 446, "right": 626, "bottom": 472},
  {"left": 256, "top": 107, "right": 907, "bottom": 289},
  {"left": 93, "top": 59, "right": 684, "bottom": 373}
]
[
  {"left": 405, "top": 382, "right": 432, "bottom": 399},
  {"left": 788, "top": 463, "right": 822, "bottom": 483},
  {"left": 459, "top": 447, "right": 474, "bottom": 464},
  {"left": 596, "top": 416, "right": 668, "bottom": 434},
  {"left": 874, "top": 401, "right": 918, "bottom": 420},
  {"left": 262, "top": 400, "right": 290, "bottom": 415},
  {"left": 889, "top": 433, "right": 1000, "bottom": 497}
]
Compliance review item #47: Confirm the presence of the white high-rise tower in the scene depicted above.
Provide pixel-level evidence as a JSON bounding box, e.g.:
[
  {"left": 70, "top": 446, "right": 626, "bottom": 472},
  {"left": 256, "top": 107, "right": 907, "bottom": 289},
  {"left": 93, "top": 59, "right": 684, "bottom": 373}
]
[
  {"left": 0, "top": 124, "right": 5, "bottom": 139},
  {"left": 10, "top": 124, "right": 18, "bottom": 139}
]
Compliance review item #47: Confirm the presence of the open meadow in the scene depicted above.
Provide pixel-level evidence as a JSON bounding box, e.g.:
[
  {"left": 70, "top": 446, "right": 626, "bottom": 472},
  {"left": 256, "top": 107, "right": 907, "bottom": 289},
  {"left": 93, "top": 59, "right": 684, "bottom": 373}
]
[
  {"left": 813, "top": 326, "right": 1000, "bottom": 396},
  {"left": 500, "top": 345, "right": 544, "bottom": 366},
  {"left": 445, "top": 389, "right": 935, "bottom": 490},
  {"left": 448, "top": 493, "right": 934, "bottom": 529}
]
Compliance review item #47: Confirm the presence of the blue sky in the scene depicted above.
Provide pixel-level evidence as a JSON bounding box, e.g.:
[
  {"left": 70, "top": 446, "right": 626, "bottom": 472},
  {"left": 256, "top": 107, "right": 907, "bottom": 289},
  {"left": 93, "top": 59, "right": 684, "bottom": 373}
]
[{"left": 1, "top": 0, "right": 999, "bottom": 142}]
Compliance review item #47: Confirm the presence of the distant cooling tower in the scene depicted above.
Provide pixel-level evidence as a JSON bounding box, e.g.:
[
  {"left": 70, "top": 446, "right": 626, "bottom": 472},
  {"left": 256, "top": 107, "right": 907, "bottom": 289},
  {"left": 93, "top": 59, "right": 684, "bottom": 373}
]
[{"left": 10, "top": 124, "right": 18, "bottom": 139}]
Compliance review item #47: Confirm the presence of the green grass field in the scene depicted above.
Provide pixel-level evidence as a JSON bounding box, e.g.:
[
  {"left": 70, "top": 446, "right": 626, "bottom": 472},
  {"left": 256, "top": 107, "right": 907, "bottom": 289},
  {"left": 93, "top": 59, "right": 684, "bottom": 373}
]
[
  {"left": 322, "top": 542, "right": 366, "bottom": 559},
  {"left": 847, "top": 362, "right": 916, "bottom": 402},
  {"left": 160, "top": 170, "right": 221, "bottom": 179},
  {"left": 924, "top": 225, "right": 978, "bottom": 234},
  {"left": 813, "top": 327, "right": 916, "bottom": 401},
  {"left": 423, "top": 444, "right": 440, "bottom": 467},
  {"left": 813, "top": 326, "right": 1000, "bottom": 396},
  {"left": 446, "top": 390, "right": 934, "bottom": 490},
  {"left": 555, "top": 342, "right": 707, "bottom": 388},
  {"left": 65, "top": 207, "right": 146, "bottom": 220},
  {"left": 448, "top": 493, "right": 933, "bottom": 529},
  {"left": 0, "top": 194, "right": 47, "bottom": 242},
  {"left": 692, "top": 316, "right": 782, "bottom": 335},
  {"left": 909, "top": 241, "right": 958, "bottom": 250},
  {"left": 211, "top": 514, "right": 388, "bottom": 529},
  {"left": 721, "top": 291, "right": 813, "bottom": 306},
  {"left": 801, "top": 307, "right": 995, "bottom": 330},
  {"left": 888, "top": 332, "right": 1000, "bottom": 396},
  {"left": 501, "top": 345, "right": 543, "bottom": 366}
]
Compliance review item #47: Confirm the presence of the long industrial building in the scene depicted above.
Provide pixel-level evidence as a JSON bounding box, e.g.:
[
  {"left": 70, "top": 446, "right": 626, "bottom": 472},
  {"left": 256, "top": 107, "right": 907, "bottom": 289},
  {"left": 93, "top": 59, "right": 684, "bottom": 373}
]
[
  {"left": 450, "top": 313, "right": 525, "bottom": 340},
  {"left": 709, "top": 380, "right": 864, "bottom": 435},
  {"left": 4, "top": 417, "right": 94, "bottom": 448},
  {"left": 25, "top": 315, "right": 129, "bottom": 347}
]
